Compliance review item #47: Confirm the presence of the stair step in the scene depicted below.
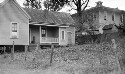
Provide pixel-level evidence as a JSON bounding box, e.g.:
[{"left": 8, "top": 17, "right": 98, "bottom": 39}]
[{"left": 29, "top": 44, "right": 37, "bottom": 52}]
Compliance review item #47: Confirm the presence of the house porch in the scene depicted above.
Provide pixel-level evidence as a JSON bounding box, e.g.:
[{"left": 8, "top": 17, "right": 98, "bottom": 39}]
[{"left": 29, "top": 25, "right": 59, "bottom": 45}]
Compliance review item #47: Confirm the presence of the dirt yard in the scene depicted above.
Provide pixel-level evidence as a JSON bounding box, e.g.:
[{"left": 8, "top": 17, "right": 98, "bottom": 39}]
[{"left": 0, "top": 44, "right": 125, "bottom": 74}]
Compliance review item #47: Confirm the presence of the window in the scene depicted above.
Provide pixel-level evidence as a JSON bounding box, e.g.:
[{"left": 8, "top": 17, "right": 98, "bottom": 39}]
[
  {"left": 120, "top": 14, "right": 125, "bottom": 23},
  {"left": 41, "top": 28, "right": 46, "bottom": 37},
  {"left": 104, "top": 11, "right": 107, "bottom": 20},
  {"left": 12, "top": 23, "right": 17, "bottom": 32},
  {"left": 120, "top": 15, "right": 123, "bottom": 23},
  {"left": 62, "top": 31, "right": 65, "bottom": 40},
  {"left": 10, "top": 22, "right": 18, "bottom": 39},
  {"left": 112, "top": 14, "right": 115, "bottom": 21}
]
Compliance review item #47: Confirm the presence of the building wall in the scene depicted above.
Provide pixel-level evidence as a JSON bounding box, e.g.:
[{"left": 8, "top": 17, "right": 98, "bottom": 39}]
[
  {"left": 0, "top": 0, "right": 29, "bottom": 45},
  {"left": 99, "top": 10, "right": 121, "bottom": 26},
  {"left": 66, "top": 26, "right": 75, "bottom": 45},
  {"left": 59, "top": 27, "right": 67, "bottom": 45},
  {"left": 83, "top": 10, "right": 100, "bottom": 29},
  {"left": 47, "top": 27, "right": 59, "bottom": 37},
  {"left": 30, "top": 26, "right": 40, "bottom": 43}
]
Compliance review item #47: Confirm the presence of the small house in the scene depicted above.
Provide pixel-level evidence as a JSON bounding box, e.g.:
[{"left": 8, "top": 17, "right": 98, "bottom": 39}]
[
  {"left": 0, "top": 0, "right": 75, "bottom": 50},
  {"left": 24, "top": 8, "right": 75, "bottom": 46},
  {"left": 0, "top": 0, "right": 30, "bottom": 46}
]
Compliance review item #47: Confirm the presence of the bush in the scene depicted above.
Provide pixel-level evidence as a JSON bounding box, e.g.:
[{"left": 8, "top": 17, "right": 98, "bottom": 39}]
[{"left": 75, "top": 34, "right": 101, "bottom": 45}]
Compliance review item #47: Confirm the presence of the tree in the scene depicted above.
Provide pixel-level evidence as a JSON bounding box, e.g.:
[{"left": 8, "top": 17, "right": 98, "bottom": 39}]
[
  {"left": 43, "top": 0, "right": 69, "bottom": 11},
  {"left": 68, "top": 0, "right": 90, "bottom": 31},
  {"left": 23, "top": 0, "right": 42, "bottom": 9}
]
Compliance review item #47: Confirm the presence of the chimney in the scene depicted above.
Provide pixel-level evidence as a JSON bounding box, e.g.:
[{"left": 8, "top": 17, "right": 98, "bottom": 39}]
[{"left": 96, "top": 1, "right": 103, "bottom": 7}]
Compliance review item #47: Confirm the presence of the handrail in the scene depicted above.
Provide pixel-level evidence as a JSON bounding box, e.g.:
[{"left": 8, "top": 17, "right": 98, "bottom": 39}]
[{"left": 41, "top": 37, "right": 59, "bottom": 43}]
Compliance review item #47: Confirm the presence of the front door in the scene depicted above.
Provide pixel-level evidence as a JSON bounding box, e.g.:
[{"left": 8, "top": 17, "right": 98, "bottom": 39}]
[{"left": 67, "top": 32, "right": 72, "bottom": 45}]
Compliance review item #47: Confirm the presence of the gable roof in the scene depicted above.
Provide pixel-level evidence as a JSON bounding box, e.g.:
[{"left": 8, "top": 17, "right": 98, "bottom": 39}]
[
  {"left": 0, "top": 0, "right": 9, "bottom": 7},
  {"left": 0, "top": 0, "right": 31, "bottom": 19},
  {"left": 24, "top": 8, "right": 75, "bottom": 25}
]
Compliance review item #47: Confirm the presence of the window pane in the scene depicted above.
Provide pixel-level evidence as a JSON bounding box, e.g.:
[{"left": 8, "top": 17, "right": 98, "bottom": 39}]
[
  {"left": 12, "top": 23, "right": 17, "bottom": 32},
  {"left": 11, "top": 23, "right": 18, "bottom": 39},
  {"left": 120, "top": 15, "right": 123, "bottom": 23},
  {"left": 112, "top": 14, "right": 114, "bottom": 21},
  {"left": 41, "top": 28, "right": 46, "bottom": 37},
  {"left": 62, "top": 31, "right": 64, "bottom": 40}
]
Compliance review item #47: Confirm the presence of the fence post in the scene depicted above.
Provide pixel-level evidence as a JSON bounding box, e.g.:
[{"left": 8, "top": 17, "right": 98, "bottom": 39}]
[
  {"left": 111, "top": 39, "right": 121, "bottom": 74},
  {"left": 25, "top": 45, "right": 28, "bottom": 61},
  {"left": 11, "top": 41, "right": 15, "bottom": 60},
  {"left": 3, "top": 46, "right": 6, "bottom": 58},
  {"left": 50, "top": 45, "right": 54, "bottom": 66}
]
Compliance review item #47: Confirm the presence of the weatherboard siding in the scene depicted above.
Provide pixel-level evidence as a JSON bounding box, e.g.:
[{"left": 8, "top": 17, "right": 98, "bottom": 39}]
[
  {"left": 59, "top": 27, "right": 67, "bottom": 45},
  {"left": 30, "top": 26, "right": 40, "bottom": 44},
  {"left": 67, "top": 27, "right": 75, "bottom": 45},
  {"left": 47, "top": 27, "right": 59, "bottom": 37},
  {"left": 0, "top": 0, "right": 29, "bottom": 45},
  {"left": 99, "top": 10, "right": 121, "bottom": 26}
]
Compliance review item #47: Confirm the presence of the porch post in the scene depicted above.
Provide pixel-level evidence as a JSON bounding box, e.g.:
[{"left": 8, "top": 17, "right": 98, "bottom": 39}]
[
  {"left": 40, "top": 26, "right": 41, "bottom": 43},
  {"left": 29, "top": 28, "right": 31, "bottom": 43},
  {"left": 58, "top": 27, "right": 60, "bottom": 45}
]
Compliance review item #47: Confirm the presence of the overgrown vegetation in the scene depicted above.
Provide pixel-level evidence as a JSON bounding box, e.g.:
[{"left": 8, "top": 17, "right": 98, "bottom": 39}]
[
  {"left": 75, "top": 34, "right": 101, "bottom": 44},
  {"left": 1, "top": 42, "right": 123, "bottom": 74}
]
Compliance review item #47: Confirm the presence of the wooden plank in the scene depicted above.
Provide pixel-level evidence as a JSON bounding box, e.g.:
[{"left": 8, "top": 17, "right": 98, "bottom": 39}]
[
  {"left": 50, "top": 45, "right": 54, "bottom": 66},
  {"left": 25, "top": 45, "right": 28, "bottom": 61}
]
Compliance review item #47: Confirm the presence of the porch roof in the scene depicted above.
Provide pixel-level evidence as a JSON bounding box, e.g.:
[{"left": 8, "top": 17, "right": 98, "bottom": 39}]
[
  {"left": 24, "top": 8, "right": 75, "bottom": 26},
  {"left": 29, "top": 22, "right": 69, "bottom": 27}
]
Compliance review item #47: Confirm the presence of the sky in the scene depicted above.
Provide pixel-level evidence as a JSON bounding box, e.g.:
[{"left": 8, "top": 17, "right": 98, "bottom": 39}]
[{"left": 0, "top": 0, "right": 125, "bottom": 14}]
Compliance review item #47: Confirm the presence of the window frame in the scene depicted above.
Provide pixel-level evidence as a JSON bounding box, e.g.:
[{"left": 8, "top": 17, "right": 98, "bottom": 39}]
[
  {"left": 120, "top": 15, "right": 123, "bottom": 23},
  {"left": 41, "top": 27, "right": 47, "bottom": 37},
  {"left": 12, "top": 23, "right": 18, "bottom": 32},
  {"left": 112, "top": 13, "right": 115, "bottom": 21},
  {"left": 61, "top": 30, "right": 65, "bottom": 40},
  {"left": 121, "top": 14, "right": 125, "bottom": 23},
  {"left": 10, "top": 22, "right": 19, "bottom": 39}
]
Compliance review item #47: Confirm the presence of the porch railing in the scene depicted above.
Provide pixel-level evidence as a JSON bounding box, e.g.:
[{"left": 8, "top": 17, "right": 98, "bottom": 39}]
[{"left": 41, "top": 37, "right": 59, "bottom": 43}]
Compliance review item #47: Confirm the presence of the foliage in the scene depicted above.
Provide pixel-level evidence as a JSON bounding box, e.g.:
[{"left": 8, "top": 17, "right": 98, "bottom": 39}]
[
  {"left": 43, "top": 0, "right": 89, "bottom": 12},
  {"left": 43, "top": 0, "right": 90, "bottom": 31},
  {"left": 75, "top": 34, "right": 101, "bottom": 44},
  {"left": 43, "top": 0, "right": 69, "bottom": 11},
  {"left": 4, "top": 42, "right": 125, "bottom": 73},
  {"left": 23, "top": 0, "right": 41, "bottom": 9}
]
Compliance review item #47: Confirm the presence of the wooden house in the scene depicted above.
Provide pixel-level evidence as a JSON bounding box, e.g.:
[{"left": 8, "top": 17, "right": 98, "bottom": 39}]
[
  {"left": 0, "top": 0, "right": 75, "bottom": 50},
  {"left": 24, "top": 8, "right": 75, "bottom": 46},
  {"left": 0, "top": 0, "right": 30, "bottom": 46},
  {"left": 72, "top": 1, "right": 125, "bottom": 35}
]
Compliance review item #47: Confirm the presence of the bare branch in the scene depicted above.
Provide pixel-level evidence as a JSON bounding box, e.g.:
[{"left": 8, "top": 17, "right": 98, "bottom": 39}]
[
  {"left": 81, "top": 0, "right": 87, "bottom": 6},
  {"left": 67, "top": 2, "right": 74, "bottom": 8},
  {"left": 81, "top": 0, "right": 85, "bottom": 3},
  {"left": 71, "top": 7, "right": 77, "bottom": 10},
  {"left": 82, "top": 0, "right": 89, "bottom": 11},
  {"left": 73, "top": 0, "right": 78, "bottom": 6}
]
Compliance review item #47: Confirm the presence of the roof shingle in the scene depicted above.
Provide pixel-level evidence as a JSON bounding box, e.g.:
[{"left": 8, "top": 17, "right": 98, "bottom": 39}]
[{"left": 23, "top": 8, "right": 74, "bottom": 25}]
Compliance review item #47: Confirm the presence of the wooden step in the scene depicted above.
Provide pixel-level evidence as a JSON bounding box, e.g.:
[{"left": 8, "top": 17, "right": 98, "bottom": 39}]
[{"left": 29, "top": 44, "right": 37, "bottom": 52}]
